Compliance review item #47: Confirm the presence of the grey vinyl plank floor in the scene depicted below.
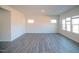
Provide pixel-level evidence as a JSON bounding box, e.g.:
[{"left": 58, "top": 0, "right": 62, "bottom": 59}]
[{"left": 2, "top": 33, "right": 79, "bottom": 53}]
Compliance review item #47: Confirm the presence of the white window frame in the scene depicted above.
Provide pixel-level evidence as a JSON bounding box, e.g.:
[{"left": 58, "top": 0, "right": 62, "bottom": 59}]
[
  {"left": 62, "top": 15, "right": 79, "bottom": 34},
  {"left": 65, "top": 17, "right": 71, "bottom": 32},
  {"left": 62, "top": 19, "right": 66, "bottom": 30},
  {"left": 71, "top": 16, "right": 79, "bottom": 34}
]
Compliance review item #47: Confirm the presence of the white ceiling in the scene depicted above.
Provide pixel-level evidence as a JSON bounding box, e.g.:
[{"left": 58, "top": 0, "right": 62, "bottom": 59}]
[{"left": 10, "top": 5, "right": 77, "bottom": 16}]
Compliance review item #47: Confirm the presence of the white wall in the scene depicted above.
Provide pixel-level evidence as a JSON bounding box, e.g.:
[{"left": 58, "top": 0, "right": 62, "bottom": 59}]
[
  {"left": 11, "top": 9, "right": 26, "bottom": 41},
  {"left": 25, "top": 15, "right": 59, "bottom": 33},
  {"left": 0, "top": 8, "right": 11, "bottom": 41},
  {"left": 0, "top": 6, "right": 26, "bottom": 41},
  {"left": 59, "top": 6, "right": 79, "bottom": 43},
  {"left": 0, "top": 5, "right": 59, "bottom": 41}
]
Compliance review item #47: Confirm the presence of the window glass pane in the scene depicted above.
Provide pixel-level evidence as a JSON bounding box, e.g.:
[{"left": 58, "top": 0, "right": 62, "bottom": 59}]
[
  {"left": 72, "top": 18, "right": 79, "bottom": 24},
  {"left": 66, "top": 24, "right": 71, "bottom": 31},
  {"left": 50, "top": 20, "right": 57, "bottom": 23},
  {"left": 62, "top": 19, "right": 65, "bottom": 24},
  {"left": 72, "top": 15, "right": 79, "bottom": 18},
  {"left": 66, "top": 22, "right": 70, "bottom": 25},
  {"left": 62, "top": 24, "right": 66, "bottom": 30},
  {"left": 66, "top": 17, "right": 71, "bottom": 21},
  {"left": 72, "top": 25, "right": 79, "bottom": 33}
]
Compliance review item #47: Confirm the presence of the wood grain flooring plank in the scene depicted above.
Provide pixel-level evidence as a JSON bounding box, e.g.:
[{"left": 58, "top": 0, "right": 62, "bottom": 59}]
[{"left": 3, "top": 33, "right": 79, "bottom": 53}]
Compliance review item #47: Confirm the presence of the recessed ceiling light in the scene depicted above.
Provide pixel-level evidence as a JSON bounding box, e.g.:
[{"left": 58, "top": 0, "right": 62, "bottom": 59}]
[
  {"left": 27, "top": 19, "right": 34, "bottom": 23},
  {"left": 41, "top": 9, "right": 45, "bottom": 13}
]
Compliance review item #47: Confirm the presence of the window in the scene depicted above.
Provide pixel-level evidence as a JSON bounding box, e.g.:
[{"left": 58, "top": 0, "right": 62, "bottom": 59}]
[
  {"left": 50, "top": 20, "right": 57, "bottom": 23},
  {"left": 66, "top": 17, "right": 71, "bottom": 31},
  {"left": 62, "top": 19, "right": 66, "bottom": 30},
  {"left": 62, "top": 17, "right": 71, "bottom": 31},
  {"left": 27, "top": 19, "right": 34, "bottom": 23},
  {"left": 66, "top": 17, "right": 71, "bottom": 21},
  {"left": 72, "top": 18, "right": 79, "bottom": 33},
  {"left": 62, "top": 15, "right": 79, "bottom": 34},
  {"left": 72, "top": 15, "right": 79, "bottom": 18}
]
